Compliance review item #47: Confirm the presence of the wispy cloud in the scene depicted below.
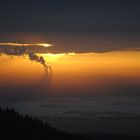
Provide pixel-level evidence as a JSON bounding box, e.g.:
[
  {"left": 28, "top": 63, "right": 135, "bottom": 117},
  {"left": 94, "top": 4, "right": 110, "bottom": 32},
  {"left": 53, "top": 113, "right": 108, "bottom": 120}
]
[{"left": 0, "top": 42, "right": 52, "bottom": 48}]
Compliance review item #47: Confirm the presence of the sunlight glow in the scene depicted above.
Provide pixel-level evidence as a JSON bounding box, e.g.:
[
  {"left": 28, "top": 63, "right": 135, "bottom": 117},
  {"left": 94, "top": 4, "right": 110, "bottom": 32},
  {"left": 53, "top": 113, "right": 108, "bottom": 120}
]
[
  {"left": 0, "top": 51, "right": 140, "bottom": 90},
  {"left": 40, "top": 53, "right": 66, "bottom": 61},
  {"left": 0, "top": 42, "right": 52, "bottom": 47}
]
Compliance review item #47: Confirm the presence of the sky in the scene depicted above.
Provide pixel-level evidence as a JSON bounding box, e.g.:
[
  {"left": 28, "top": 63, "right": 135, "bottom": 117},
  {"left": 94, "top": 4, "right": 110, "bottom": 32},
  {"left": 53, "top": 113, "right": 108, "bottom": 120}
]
[
  {"left": 0, "top": 0, "right": 140, "bottom": 101},
  {"left": 0, "top": 0, "right": 140, "bottom": 53},
  {"left": 1, "top": 1, "right": 140, "bottom": 134}
]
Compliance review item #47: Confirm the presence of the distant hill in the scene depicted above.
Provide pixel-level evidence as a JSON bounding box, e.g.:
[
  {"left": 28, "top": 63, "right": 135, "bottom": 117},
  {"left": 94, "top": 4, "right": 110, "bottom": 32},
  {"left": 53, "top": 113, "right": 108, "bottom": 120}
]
[
  {"left": 0, "top": 107, "right": 140, "bottom": 140},
  {"left": 0, "top": 107, "right": 87, "bottom": 140}
]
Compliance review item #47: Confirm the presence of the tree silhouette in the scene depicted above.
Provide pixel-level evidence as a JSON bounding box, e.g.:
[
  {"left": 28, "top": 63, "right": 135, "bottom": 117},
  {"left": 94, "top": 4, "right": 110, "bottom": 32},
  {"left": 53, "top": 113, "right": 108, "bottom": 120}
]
[{"left": 0, "top": 107, "right": 87, "bottom": 140}]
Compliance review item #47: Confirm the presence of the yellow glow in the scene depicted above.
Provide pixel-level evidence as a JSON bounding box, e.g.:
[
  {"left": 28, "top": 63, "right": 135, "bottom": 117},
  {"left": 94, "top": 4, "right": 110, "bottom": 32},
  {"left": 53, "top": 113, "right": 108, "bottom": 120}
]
[
  {"left": 37, "top": 43, "right": 52, "bottom": 47},
  {"left": 40, "top": 53, "right": 66, "bottom": 61},
  {"left": 37, "top": 51, "right": 140, "bottom": 80},
  {"left": 38, "top": 53, "right": 76, "bottom": 61},
  {"left": 0, "top": 42, "right": 52, "bottom": 47},
  {"left": 0, "top": 51, "right": 140, "bottom": 96}
]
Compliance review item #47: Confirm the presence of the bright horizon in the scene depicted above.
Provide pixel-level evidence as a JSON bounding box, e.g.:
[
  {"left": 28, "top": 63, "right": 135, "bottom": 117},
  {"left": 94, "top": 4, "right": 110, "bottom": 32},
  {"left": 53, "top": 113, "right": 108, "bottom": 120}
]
[{"left": 0, "top": 50, "right": 140, "bottom": 97}]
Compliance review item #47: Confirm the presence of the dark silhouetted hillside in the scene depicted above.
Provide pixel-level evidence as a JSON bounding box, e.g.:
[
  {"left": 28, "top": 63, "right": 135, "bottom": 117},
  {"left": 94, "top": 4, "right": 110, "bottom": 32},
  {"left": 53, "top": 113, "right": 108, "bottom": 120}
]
[
  {"left": 0, "top": 107, "right": 87, "bottom": 140},
  {"left": 0, "top": 107, "right": 140, "bottom": 140}
]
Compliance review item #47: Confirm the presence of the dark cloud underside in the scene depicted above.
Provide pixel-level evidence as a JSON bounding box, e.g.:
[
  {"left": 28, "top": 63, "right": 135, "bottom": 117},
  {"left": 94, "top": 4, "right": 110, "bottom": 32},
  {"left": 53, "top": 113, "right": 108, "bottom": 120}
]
[{"left": 0, "top": 0, "right": 140, "bottom": 52}]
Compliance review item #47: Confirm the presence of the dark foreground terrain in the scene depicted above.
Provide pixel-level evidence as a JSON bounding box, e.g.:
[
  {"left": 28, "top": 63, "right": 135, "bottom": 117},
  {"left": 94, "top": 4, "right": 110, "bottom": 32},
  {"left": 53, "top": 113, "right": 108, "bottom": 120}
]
[{"left": 0, "top": 107, "right": 140, "bottom": 140}]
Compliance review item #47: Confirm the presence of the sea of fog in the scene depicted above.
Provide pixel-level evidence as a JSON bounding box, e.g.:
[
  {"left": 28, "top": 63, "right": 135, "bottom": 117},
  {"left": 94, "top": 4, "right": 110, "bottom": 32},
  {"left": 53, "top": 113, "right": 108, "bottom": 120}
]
[
  {"left": 1, "top": 96, "right": 140, "bottom": 135},
  {"left": 0, "top": 52, "right": 140, "bottom": 135}
]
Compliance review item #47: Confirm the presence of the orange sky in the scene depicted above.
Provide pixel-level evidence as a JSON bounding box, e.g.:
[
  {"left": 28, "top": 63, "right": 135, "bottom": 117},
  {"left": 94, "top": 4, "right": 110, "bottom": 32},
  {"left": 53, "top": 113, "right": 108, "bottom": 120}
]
[{"left": 0, "top": 51, "right": 140, "bottom": 96}]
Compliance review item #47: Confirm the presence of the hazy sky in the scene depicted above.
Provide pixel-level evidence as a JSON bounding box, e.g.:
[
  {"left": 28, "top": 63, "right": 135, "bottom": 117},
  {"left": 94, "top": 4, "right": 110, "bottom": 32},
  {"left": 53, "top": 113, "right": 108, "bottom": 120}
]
[{"left": 0, "top": 0, "right": 140, "bottom": 53}]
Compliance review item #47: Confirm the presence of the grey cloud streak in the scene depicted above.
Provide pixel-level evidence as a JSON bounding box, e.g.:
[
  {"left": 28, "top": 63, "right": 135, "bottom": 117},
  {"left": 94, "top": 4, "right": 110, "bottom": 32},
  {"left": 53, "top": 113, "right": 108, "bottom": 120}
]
[{"left": 1, "top": 33, "right": 140, "bottom": 54}]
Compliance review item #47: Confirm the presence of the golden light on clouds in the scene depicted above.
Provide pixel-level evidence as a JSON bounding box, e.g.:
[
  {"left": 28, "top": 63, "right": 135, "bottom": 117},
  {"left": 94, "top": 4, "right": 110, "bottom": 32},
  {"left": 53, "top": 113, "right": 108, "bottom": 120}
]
[
  {"left": 36, "top": 43, "right": 52, "bottom": 47},
  {"left": 0, "top": 42, "right": 52, "bottom": 47}
]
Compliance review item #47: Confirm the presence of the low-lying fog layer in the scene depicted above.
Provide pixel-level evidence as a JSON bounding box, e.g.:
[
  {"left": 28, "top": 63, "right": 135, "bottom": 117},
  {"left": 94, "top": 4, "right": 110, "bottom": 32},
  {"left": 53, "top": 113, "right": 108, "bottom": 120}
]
[{"left": 1, "top": 96, "right": 140, "bottom": 135}]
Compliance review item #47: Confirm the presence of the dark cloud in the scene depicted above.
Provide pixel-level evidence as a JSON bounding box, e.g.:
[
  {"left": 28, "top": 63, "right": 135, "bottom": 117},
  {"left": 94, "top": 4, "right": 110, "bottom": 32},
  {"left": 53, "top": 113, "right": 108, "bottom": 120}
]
[
  {"left": 1, "top": 0, "right": 140, "bottom": 34},
  {"left": 0, "top": 33, "right": 140, "bottom": 53},
  {"left": 0, "top": 0, "right": 140, "bottom": 52},
  {"left": 28, "top": 52, "right": 52, "bottom": 77}
]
